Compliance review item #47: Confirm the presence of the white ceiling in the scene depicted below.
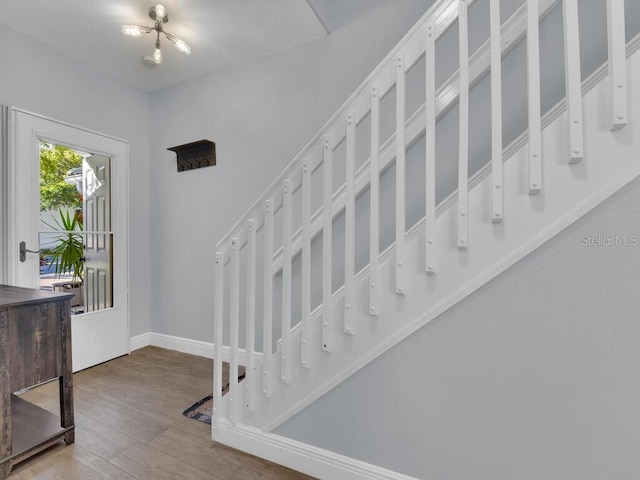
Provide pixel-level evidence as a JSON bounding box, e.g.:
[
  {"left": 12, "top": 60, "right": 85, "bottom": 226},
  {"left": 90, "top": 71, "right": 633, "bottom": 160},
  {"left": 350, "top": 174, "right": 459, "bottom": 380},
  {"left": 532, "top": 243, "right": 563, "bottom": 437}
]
[{"left": 0, "top": 0, "right": 328, "bottom": 92}]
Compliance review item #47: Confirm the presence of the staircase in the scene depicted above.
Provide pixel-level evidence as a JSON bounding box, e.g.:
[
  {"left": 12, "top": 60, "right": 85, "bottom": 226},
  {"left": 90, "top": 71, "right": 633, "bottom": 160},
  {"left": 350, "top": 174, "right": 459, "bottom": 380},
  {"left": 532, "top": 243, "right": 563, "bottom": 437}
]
[{"left": 212, "top": 0, "right": 639, "bottom": 477}]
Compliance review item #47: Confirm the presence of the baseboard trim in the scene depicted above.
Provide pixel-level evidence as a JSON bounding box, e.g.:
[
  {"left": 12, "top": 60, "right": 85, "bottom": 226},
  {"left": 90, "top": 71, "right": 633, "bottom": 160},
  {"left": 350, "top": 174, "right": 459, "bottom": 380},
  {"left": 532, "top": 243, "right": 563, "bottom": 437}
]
[
  {"left": 214, "top": 420, "right": 419, "bottom": 480},
  {"left": 129, "top": 332, "right": 151, "bottom": 352},
  {"left": 148, "top": 332, "right": 215, "bottom": 359},
  {"left": 129, "top": 332, "right": 261, "bottom": 365}
]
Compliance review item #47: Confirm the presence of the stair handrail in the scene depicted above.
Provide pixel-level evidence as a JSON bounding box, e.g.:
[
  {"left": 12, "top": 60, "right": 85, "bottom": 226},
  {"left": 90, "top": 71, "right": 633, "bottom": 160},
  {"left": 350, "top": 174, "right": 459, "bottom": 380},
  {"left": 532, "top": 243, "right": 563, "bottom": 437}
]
[{"left": 211, "top": 0, "right": 636, "bottom": 450}]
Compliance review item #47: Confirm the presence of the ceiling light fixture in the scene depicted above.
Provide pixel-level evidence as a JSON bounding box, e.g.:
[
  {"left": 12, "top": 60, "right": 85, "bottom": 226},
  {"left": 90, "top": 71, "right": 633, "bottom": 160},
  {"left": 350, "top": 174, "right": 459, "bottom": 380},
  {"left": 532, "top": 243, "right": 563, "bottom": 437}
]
[{"left": 122, "top": 4, "right": 191, "bottom": 65}]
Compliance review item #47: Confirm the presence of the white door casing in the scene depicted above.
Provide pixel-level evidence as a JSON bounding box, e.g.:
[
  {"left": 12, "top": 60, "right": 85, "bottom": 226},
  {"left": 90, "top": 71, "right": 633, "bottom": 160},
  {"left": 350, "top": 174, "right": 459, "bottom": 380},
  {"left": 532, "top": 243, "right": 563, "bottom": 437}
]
[{"left": 2, "top": 106, "right": 130, "bottom": 372}]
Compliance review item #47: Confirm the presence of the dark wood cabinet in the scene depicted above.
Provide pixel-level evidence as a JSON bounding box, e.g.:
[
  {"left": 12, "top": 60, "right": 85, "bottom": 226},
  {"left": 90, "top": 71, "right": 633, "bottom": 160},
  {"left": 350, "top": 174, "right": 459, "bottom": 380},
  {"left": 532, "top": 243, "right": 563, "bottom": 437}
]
[{"left": 0, "top": 285, "right": 75, "bottom": 479}]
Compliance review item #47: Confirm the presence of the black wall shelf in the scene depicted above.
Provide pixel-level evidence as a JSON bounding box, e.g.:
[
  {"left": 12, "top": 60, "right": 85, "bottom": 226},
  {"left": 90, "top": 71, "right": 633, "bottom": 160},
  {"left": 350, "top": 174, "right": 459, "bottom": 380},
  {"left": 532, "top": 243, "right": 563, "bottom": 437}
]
[{"left": 168, "top": 140, "right": 216, "bottom": 172}]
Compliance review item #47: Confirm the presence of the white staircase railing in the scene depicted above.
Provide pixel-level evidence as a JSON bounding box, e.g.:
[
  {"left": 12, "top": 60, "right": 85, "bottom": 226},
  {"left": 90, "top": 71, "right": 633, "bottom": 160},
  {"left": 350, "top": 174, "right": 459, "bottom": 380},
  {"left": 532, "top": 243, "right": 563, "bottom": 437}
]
[{"left": 213, "top": 0, "right": 630, "bottom": 435}]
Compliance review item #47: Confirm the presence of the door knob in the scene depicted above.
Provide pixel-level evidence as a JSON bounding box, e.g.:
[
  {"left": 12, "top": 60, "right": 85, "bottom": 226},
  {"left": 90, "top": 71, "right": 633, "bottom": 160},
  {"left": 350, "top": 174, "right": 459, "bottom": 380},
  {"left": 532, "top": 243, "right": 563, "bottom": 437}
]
[{"left": 19, "top": 241, "right": 40, "bottom": 262}]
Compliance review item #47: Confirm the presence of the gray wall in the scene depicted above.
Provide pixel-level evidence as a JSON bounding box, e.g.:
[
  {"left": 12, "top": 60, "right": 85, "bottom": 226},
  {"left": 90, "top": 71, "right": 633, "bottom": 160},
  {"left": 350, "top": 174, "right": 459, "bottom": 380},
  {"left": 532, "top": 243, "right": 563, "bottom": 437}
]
[
  {"left": 1, "top": 1, "right": 639, "bottom": 477},
  {"left": 147, "top": 0, "right": 436, "bottom": 341},
  {"left": 0, "top": 23, "right": 152, "bottom": 336},
  {"left": 276, "top": 174, "right": 640, "bottom": 480}
]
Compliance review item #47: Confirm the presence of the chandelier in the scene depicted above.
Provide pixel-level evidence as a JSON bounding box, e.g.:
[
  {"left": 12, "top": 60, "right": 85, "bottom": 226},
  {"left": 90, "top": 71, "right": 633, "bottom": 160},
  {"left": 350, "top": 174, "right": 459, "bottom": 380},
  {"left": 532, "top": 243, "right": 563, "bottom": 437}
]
[{"left": 122, "top": 4, "right": 191, "bottom": 65}]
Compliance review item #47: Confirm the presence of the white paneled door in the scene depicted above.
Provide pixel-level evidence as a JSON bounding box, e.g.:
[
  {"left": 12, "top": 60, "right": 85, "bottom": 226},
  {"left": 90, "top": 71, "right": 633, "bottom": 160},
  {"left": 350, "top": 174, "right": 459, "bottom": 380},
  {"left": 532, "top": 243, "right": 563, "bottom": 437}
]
[{"left": 3, "top": 106, "right": 129, "bottom": 371}]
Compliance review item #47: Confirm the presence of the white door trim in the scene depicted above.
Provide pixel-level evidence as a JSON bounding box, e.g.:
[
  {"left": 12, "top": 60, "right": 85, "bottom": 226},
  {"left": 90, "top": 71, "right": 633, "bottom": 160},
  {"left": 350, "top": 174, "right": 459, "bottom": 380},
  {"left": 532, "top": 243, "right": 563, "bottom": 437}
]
[
  {"left": 0, "top": 106, "right": 9, "bottom": 285},
  {"left": 2, "top": 105, "right": 131, "bottom": 371}
]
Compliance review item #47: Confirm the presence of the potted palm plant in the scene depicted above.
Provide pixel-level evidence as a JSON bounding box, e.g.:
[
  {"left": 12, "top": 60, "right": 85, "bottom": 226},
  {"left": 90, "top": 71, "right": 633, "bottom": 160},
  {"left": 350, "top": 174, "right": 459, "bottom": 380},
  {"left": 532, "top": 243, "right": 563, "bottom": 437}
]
[{"left": 44, "top": 209, "right": 84, "bottom": 306}]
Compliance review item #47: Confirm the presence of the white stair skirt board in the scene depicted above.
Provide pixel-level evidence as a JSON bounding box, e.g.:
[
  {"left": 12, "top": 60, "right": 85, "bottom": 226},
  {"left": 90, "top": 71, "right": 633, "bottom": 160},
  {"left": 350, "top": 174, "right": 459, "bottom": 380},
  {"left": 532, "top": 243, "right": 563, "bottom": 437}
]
[
  {"left": 129, "top": 332, "right": 262, "bottom": 365},
  {"left": 213, "top": 419, "right": 420, "bottom": 480},
  {"left": 218, "top": 40, "right": 640, "bottom": 433}
]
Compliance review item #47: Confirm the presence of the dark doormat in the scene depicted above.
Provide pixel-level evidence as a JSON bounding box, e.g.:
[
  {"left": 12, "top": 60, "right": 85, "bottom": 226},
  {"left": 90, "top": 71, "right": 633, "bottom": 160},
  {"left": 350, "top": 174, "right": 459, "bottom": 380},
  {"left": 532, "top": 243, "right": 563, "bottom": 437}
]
[{"left": 183, "top": 368, "right": 245, "bottom": 425}]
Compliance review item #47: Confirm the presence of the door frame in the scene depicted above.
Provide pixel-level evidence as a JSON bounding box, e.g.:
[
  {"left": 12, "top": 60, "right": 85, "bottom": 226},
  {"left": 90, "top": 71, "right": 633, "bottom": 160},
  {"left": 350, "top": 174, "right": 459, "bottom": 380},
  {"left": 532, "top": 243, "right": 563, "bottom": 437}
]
[
  {"left": 1, "top": 106, "right": 130, "bottom": 371},
  {"left": 0, "top": 106, "right": 8, "bottom": 285}
]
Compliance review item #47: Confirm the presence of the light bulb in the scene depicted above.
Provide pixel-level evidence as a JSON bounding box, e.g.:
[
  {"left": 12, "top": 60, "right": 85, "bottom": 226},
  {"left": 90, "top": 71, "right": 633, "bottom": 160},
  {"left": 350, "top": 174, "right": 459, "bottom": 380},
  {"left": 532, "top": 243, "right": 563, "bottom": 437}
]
[
  {"left": 153, "top": 47, "right": 162, "bottom": 64},
  {"left": 174, "top": 39, "right": 191, "bottom": 55},
  {"left": 154, "top": 4, "right": 167, "bottom": 20},
  {"left": 122, "top": 25, "right": 145, "bottom": 37}
]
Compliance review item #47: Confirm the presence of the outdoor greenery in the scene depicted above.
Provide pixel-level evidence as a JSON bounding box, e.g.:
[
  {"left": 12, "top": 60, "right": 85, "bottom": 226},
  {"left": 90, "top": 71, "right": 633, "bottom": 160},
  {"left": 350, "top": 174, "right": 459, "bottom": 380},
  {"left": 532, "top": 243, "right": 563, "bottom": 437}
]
[
  {"left": 42, "top": 209, "right": 84, "bottom": 283},
  {"left": 40, "top": 144, "right": 83, "bottom": 212}
]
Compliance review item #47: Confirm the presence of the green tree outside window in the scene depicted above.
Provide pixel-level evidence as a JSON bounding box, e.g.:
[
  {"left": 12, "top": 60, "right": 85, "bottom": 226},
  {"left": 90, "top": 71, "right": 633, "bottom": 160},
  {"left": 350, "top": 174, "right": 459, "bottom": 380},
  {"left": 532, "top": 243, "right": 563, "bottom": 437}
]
[{"left": 40, "top": 144, "right": 83, "bottom": 212}]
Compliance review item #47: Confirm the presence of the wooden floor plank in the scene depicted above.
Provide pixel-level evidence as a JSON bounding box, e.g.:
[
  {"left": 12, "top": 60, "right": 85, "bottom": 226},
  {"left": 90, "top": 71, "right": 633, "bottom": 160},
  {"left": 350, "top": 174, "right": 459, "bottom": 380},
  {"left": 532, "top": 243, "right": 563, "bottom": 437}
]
[
  {"left": 149, "top": 427, "right": 268, "bottom": 479},
  {"left": 9, "top": 444, "right": 136, "bottom": 480},
  {"left": 109, "top": 442, "right": 220, "bottom": 480},
  {"left": 71, "top": 411, "right": 138, "bottom": 462},
  {"left": 9, "top": 346, "right": 314, "bottom": 480}
]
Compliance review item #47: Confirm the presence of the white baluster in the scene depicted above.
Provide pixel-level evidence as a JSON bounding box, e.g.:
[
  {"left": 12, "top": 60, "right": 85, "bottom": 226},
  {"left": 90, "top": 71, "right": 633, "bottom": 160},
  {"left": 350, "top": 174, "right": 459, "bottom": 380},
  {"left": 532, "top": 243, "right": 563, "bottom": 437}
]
[
  {"left": 245, "top": 219, "right": 256, "bottom": 411},
  {"left": 396, "top": 54, "right": 407, "bottom": 292},
  {"left": 527, "top": 0, "right": 542, "bottom": 194},
  {"left": 213, "top": 251, "right": 224, "bottom": 432},
  {"left": 563, "top": 0, "right": 583, "bottom": 164},
  {"left": 425, "top": 24, "right": 437, "bottom": 272},
  {"left": 458, "top": 0, "right": 469, "bottom": 249},
  {"left": 370, "top": 84, "right": 381, "bottom": 315},
  {"left": 607, "top": 0, "right": 627, "bottom": 131},
  {"left": 262, "top": 200, "right": 274, "bottom": 398},
  {"left": 301, "top": 161, "right": 312, "bottom": 368},
  {"left": 344, "top": 111, "right": 356, "bottom": 335},
  {"left": 490, "top": 0, "right": 503, "bottom": 223},
  {"left": 229, "top": 238, "right": 240, "bottom": 424},
  {"left": 322, "top": 136, "right": 333, "bottom": 352},
  {"left": 281, "top": 182, "right": 292, "bottom": 384}
]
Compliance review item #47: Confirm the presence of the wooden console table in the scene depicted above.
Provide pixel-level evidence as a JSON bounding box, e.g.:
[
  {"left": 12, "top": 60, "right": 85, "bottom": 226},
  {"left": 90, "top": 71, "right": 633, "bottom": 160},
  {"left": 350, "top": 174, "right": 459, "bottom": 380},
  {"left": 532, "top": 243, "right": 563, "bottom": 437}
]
[{"left": 0, "top": 285, "right": 75, "bottom": 479}]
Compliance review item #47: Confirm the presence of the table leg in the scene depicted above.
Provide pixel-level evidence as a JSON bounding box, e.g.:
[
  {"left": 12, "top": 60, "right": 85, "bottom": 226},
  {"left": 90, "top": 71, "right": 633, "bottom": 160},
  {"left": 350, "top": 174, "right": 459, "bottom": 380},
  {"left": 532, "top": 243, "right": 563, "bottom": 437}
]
[
  {"left": 0, "top": 309, "right": 12, "bottom": 479},
  {"left": 0, "top": 459, "right": 11, "bottom": 480},
  {"left": 58, "top": 301, "right": 75, "bottom": 445},
  {"left": 0, "top": 367, "right": 11, "bottom": 480}
]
